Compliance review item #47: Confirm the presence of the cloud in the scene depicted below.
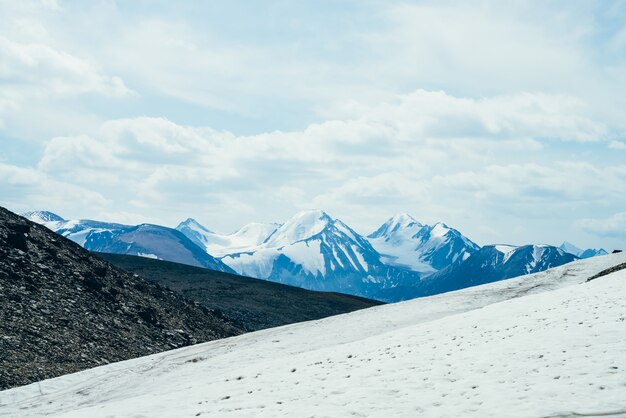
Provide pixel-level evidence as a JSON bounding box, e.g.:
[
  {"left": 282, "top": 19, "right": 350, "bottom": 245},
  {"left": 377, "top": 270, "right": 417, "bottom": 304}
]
[
  {"left": 0, "top": 36, "right": 132, "bottom": 100},
  {"left": 343, "top": 90, "right": 606, "bottom": 142},
  {"left": 21, "top": 87, "right": 624, "bottom": 245},
  {"left": 38, "top": 90, "right": 596, "bottom": 191},
  {"left": 609, "top": 140, "right": 626, "bottom": 150},
  {"left": 578, "top": 212, "right": 626, "bottom": 238},
  {"left": 0, "top": 20, "right": 133, "bottom": 134},
  {"left": 0, "top": 162, "right": 108, "bottom": 214}
]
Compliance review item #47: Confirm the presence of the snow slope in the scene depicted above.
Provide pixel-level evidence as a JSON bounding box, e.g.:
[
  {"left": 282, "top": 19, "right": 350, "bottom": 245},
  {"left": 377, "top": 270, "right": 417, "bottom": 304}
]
[
  {"left": 2, "top": 253, "right": 625, "bottom": 418},
  {"left": 176, "top": 218, "right": 280, "bottom": 257}
]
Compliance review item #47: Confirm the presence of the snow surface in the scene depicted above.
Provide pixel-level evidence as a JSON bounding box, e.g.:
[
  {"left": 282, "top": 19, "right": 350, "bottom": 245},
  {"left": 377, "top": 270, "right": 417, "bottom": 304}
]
[
  {"left": 494, "top": 244, "right": 517, "bottom": 254},
  {"left": 221, "top": 249, "right": 278, "bottom": 279},
  {"left": 136, "top": 252, "right": 160, "bottom": 260},
  {"left": 176, "top": 218, "right": 280, "bottom": 257},
  {"left": 2, "top": 253, "right": 626, "bottom": 418},
  {"left": 20, "top": 211, "right": 65, "bottom": 225},
  {"left": 281, "top": 239, "right": 326, "bottom": 276},
  {"left": 263, "top": 209, "right": 331, "bottom": 248},
  {"left": 429, "top": 222, "right": 449, "bottom": 238}
]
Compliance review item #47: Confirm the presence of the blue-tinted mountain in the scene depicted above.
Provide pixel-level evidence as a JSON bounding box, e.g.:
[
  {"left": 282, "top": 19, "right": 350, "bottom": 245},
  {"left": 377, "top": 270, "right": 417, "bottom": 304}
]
[
  {"left": 215, "top": 210, "right": 421, "bottom": 299},
  {"left": 24, "top": 209, "right": 589, "bottom": 303},
  {"left": 380, "top": 244, "right": 578, "bottom": 301},
  {"left": 22, "top": 211, "right": 234, "bottom": 273},
  {"left": 559, "top": 241, "right": 608, "bottom": 259},
  {"left": 579, "top": 248, "right": 608, "bottom": 258},
  {"left": 367, "top": 214, "right": 479, "bottom": 273}
]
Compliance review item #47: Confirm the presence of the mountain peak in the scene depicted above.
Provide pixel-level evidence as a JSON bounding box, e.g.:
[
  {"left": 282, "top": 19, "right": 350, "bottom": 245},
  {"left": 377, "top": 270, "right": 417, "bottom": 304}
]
[
  {"left": 560, "top": 241, "right": 582, "bottom": 257},
  {"left": 368, "top": 213, "right": 423, "bottom": 239},
  {"left": 263, "top": 209, "right": 334, "bottom": 247},
  {"left": 22, "top": 210, "right": 65, "bottom": 224},
  {"left": 559, "top": 242, "right": 607, "bottom": 259},
  {"left": 176, "top": 217, "right": 212, "bottom": 233},
  {"left": 390, "top": 213, "right": 417, "bottom": 224},
  {"left": 429, "top": 222, "right": 451, "bottom": 238},
  {"left": 292, "top": 209, "right": 332, "bottom": 220}
]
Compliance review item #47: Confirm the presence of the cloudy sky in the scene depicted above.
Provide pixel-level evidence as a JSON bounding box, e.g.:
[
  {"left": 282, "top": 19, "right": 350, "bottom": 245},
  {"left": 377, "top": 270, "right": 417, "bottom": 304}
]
[{"left": 1, "top": 0, "right": 625, "bottom": 250}]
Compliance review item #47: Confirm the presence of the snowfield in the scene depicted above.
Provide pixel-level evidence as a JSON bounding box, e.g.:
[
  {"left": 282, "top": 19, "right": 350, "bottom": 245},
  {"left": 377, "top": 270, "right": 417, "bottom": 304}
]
[{"left": 2, "top": 253, "right": 626, "bottom": 417}]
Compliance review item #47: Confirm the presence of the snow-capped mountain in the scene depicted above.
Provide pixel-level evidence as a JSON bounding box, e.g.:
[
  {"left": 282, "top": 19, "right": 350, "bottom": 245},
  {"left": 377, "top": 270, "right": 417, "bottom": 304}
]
[
  {"left": 23, "top": 211, "right": 234, "bottom": 273},
  {"left": 176, "top": 218, "right": 280, "bottom": 257},
  {"left": 559, "top": 241, "right": 608, "bottom": 259},
  {"left": 6, "top": 253, "right": 625, "bottom": 417},
  {"left": 20, "top": 210, "right": 65, "bottom": 224},
  {"left": 367, "top": 214, "right": 479, "bottom": 273},
  {"left": 207, "top": 210, "right": 420, "bottom": 299},
  {"left": 384, "top": 243, "right": 578, "bottom": 300},
  {"left": 579, "top": 248, "right": 609, "bottom": 258},
  {"left": 23, "top": 209, "right": 608, "bottom": 303}
]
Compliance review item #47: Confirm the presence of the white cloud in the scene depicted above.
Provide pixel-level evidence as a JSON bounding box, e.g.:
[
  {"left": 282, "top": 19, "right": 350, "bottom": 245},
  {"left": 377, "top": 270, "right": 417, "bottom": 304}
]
[
  {"left": 0, "top": 13, "right": 133, "bottom": 136},
  {"left": 15, "top": 88, "right": 622, "bottom": 246},
  {"left": 341, "top": 90, "right": 606, "bottom": 142},
  {"left": 1, "top": 1, "right": 626, "bottom": 250},
  {"left": 0, "top": 37, "right": 132, "bottom": 100},
  {"left": 0, "top": 162, "right": 108, "bottom": 214},
  {"left": 578, "top": 212, "right": 626, "bottom": 238}
]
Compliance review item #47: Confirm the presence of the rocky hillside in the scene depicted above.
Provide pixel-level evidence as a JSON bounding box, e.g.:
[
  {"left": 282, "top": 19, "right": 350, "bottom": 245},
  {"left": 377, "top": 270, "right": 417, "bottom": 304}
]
[
  {"left": 97, "top": 253, "right": 383, "bottom": 332},
  {"left": 0, "top": 207, "right": 243, "bottom": 390}
]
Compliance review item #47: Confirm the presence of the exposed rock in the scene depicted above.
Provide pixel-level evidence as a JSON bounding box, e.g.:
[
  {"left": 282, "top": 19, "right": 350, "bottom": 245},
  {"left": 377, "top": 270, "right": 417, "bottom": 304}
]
[
  {"left": 586, "top": 262, "right": 626, "bottom": 282},
  {"left": 0, "top": 206, "right": 243, "bottom": 390}
]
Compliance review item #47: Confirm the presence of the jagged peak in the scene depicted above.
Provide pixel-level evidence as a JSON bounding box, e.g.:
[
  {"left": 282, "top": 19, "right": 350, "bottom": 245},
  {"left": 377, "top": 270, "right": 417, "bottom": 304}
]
[
  {"left": 291, "top": 209, "right": 332, "bottom": 221},
  {"left": 263, "top": 209, "right": 334, "bottom": 247},
  {"left": 390, "top": 213, "right": 418, "bottom": 225},
  {"left": 368, "top": 213, "right": 423, "bottom": 238},
  {"left": 559, "top": 241, "right": 582, "bottom": 256},
  {"left": 176, "top": 217, "right": 212, "bottom": 233},
  {"left": 429, "top": 222, "right": 451, "bottom": 238}
]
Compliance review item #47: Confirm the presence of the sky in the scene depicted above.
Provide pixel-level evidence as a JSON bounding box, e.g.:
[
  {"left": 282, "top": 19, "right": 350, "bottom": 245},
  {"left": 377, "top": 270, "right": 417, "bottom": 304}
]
[{"left": 1, "top": 0, "right": 625, "bottom": 250}]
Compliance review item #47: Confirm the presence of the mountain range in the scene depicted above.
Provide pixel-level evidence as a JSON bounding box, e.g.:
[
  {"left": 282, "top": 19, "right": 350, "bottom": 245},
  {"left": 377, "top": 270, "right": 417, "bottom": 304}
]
[
  {"left": 23, "top": 209, "right": 609, "bottom": 301},
  {"left": 179, "top": 210, "right": 423, "bottom": 299},
  {"left": 380, "top": 243, "right": 578, "bottom": 301},
  {"left": 559, "top": 241, "right": 608, "bottom": 258},
  {"left": 22, "top": 211, "right": 233, "bottom": 273}
]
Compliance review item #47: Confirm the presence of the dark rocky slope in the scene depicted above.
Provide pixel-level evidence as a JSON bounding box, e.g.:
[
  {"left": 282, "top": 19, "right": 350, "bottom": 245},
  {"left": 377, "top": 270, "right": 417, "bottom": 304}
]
[
  {"left": 0, "top": 207, "right": 243, "bottom": 390},
  {"left": 97, "top": 253, "right": 384, "bottom": 332}
]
